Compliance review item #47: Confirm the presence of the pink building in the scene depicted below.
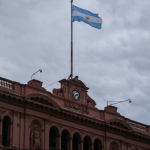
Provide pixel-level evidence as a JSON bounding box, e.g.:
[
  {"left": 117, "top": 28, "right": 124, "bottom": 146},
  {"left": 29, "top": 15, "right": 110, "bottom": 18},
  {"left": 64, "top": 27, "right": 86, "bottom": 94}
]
[{"left": 0, "top": 76, "right": 150, "bottom": 150}]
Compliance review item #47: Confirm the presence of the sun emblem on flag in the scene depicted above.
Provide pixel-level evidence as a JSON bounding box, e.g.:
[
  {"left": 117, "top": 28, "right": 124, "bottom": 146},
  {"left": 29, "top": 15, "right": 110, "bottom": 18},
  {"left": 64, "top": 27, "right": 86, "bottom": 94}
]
[{"left": 86, "top": 16, "right": 90, "bottom": 20}]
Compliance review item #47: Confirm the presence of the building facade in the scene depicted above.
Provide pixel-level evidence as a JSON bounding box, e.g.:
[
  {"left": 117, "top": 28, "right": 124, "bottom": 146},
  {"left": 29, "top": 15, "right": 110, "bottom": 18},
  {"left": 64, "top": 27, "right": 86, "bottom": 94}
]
[{"left": 0, "top": 76, "right": 150, "bottom": 150}]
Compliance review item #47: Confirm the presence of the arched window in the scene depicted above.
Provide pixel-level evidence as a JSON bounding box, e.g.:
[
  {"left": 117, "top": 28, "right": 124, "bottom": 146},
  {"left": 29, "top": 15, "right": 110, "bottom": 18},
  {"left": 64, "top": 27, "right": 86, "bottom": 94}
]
[
  {"left": 83, "top": 136, "right": 92, "bottom": 150},
  {"left": 72, "top": 133, "right": 81, "bottom": 150},
  {"left": 2, "top": 116, "right": 11, "bottom": 147},
  {"left": 61, "top": 130, "right": 70, "bottom": 150},
  {"left": 49, "top": 126, "right": 59, "bottom": 150},
  {"left": 94, "top": 138, "right": 102, "bottom": 150}
]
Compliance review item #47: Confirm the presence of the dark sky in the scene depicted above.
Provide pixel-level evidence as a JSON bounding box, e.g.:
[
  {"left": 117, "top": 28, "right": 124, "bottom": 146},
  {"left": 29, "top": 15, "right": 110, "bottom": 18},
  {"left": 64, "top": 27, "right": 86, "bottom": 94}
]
[{"left": 0, "top": 0, "right": 150, "bottom": 125}]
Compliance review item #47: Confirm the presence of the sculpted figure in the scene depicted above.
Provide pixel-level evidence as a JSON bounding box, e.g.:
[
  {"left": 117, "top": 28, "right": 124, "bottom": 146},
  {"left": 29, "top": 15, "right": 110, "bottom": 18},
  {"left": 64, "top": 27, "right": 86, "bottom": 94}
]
[{"left": 31, "top": 125, "right": 41, "bottom": 150}]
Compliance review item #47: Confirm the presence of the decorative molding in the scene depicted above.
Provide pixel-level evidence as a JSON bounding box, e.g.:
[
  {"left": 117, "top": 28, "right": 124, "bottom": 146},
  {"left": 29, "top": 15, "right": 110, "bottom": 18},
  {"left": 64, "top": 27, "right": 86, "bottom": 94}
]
[
  {"left": 45, "top": 119, "right": 51, "bottom": 125},
  {"left": 87, "top": 95, "right": 96, "bottom": 107},
  {"left": 53, "top": 88, "right": 63, "bottom": 97},
  {"left": 25, "top": 93, "right": 60, "bottom": 109},
  {"left": 65, "top": 100, "right": 89, "bottom": 113},
  {"left": 13, "top": 110, "right": 20, "bottom": 118},
  {"left": 121, "top": 141, "right": 127, "bottom": 148},
  {"left": 106, "top": 136, "right": 110, "bottom": 142},
  {"left": 74, "top": 103, "right": 80, "bottom": 110},
  {"left": 57, "top": 124, "right": 63, "bottom": 130},
  {"left": 0, "top": 109, "right": 6, "bottom": 114},
  {"left": 20, "top": 112, "right": 25, "bottom": 118},
  {"left": 107, "top": 118, "right": 133, "bottom": 131},
  {"left": 9, "top": 111, "right": 13, "bottom": 116},
  {"left": 27, "top": 79, "right": 44, "bottom": 90},
  {"left": 83, "top": 106, "right": 89, "bottom": 113},
  {"left": 25, "top": 113, "right": 31, "bottom": 120}
]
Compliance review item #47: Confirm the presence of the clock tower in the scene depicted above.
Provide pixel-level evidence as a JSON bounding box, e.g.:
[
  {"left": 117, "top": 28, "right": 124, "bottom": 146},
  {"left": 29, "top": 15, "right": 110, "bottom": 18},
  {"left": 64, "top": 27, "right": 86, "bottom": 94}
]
[{"left": 52, "top": 76, "right": 97, "bottom": 114}]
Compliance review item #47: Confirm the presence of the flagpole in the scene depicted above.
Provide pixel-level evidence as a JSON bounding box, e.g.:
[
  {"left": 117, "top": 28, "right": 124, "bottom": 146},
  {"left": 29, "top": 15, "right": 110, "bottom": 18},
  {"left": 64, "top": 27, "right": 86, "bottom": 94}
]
[{"left": 71, "top": 0, "right": 73, "bottom": 78}]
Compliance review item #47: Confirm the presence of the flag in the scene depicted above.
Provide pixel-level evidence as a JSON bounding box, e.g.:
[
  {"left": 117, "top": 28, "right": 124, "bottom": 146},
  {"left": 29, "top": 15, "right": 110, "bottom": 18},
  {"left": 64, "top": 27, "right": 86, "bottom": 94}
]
[{"left": 72, "top": 5, "right": 102, "bottom": 29}]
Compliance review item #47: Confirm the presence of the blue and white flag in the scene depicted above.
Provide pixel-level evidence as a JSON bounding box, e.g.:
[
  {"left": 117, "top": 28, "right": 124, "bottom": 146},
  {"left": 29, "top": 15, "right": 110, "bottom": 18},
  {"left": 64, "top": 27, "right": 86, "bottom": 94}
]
[{"left": 72, "top": 5, "right": 102, "bottom": 29}]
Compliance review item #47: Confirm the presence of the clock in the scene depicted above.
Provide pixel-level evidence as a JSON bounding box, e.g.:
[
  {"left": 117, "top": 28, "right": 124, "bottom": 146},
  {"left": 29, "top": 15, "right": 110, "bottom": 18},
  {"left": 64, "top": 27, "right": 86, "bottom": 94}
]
[{"left": 72, "top": 90, "right": 80, "bottom": 101}]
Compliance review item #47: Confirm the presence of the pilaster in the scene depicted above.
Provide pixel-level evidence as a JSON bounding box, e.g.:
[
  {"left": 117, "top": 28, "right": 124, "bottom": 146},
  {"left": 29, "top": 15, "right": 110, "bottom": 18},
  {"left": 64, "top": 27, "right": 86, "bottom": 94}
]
[
  {"left": 69, "top": 137, "right": 72, "bottom": 150},
  {"left": 24, "top": 114, "right": 30, "bottom": 149},
  {"left": 80, "top": 140, "right": 83, "bottom": 150},
  {"left": 91, "top": 143, "right": 94, "bottom": 150},
  {"left": 121, "top": 141, "right": 127, "bottom": 150},
  {"left": 105, "top": 136, "right": 110, "bottom": 150},
  {"left": 44, "top": 119, "right": 49, "bottom": 150},
  {"left": 59, "top": 134, "right": 61, "bottom": 150},
  {"left": 12, "top": 111, "right": 19, "bottom": 148},
  {"left": 0, "top": 118, "right": 2, "bottom": 145},
  {"left": 41, "top": 129, "right": 45, "bottom": 150},
  {"left": 19, "top": 113, "right": 24, "bottom": 149}
]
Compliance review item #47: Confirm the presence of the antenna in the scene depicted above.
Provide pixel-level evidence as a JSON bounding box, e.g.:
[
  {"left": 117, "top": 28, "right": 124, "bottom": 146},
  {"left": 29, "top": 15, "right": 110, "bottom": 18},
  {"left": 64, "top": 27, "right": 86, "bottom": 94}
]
[
  {"left": 107, "top": 99, "right": 131, "bottom": 106},
  {"left": 31, "top": 69, "right": 42, "bottom": 80}
]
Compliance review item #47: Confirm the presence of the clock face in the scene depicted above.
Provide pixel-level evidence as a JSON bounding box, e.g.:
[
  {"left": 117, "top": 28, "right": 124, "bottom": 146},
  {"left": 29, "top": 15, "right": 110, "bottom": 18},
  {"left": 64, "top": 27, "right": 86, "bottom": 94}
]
[{"left": 72, "top": 90, "right": 80, "bottom": 101}]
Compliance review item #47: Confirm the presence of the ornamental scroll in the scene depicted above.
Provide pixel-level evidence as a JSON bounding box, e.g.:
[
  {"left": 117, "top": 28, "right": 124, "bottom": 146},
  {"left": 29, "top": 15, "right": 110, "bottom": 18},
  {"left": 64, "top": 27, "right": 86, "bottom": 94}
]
[{"left": 65, "top": 100, "right": 89, "bottom": 113}]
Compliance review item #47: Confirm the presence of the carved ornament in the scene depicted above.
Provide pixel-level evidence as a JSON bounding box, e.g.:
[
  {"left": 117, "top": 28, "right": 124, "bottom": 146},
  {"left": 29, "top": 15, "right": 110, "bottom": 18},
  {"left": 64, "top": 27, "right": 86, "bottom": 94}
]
[
  {"left": 25, "top": 113, "right": 31, "bottom": 120},
  {"left": 53, "top": 88, "right": 63, "bottom": 97},
  {"left": 106, "top": 136, "right": 110, "bottom": 142},
  {"left": 0, "top": 109, "right": 6, "bottom": 114},
  {"left": 13, "top": 110, "right": 20, "bottom": 118},
  {"left": 27, "top": 79, "right": 45, "bottom": 90},
  {"left": 59, "top": 76, "right": 89, "bottom": 90},
  {"left": 20, "top": 112, "right": 25, "bottom": 118},
  {"left": 121, "top": 141, "right": 127, "bottom": 148},
  {"left": 87, "top": 95, "right": 96, "bottom": 107},
  {"left": 65, "top": 100, "right": 89, "bottom": 113},
  {"left": 45, "top": 119, "right": 51, "bottom": 125}
]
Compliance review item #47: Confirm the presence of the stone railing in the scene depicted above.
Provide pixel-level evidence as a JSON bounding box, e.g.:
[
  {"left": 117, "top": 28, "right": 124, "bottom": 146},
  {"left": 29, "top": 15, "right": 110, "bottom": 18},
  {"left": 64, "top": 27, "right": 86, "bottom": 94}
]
[{"left": 0, "top": 77, "right": 14, "bottom": 90}]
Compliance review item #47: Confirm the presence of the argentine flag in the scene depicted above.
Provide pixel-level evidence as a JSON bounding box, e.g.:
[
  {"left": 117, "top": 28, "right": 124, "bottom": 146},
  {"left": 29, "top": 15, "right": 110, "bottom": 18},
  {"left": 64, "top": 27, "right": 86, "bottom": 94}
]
[{"left": 72, "top": 5, "right": 102, "bottom": 29}]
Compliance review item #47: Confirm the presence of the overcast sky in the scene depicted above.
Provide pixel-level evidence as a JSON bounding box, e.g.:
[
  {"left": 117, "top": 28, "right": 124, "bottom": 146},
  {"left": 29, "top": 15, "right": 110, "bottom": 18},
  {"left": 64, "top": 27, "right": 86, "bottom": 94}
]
[{"left": 0, "top": 0, "right": 150, "bottom": 125}]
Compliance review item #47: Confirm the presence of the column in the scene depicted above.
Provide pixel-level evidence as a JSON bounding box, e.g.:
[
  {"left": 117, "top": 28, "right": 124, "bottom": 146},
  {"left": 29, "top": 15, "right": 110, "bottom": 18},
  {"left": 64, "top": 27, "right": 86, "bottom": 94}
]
[
  {"left": 0, "top": 118, "right": 2, "bottom": 145},
  {"left": 91, "top": 143, "right": 94, "bottom": 150},
  {"left": 104, "top": 137, "right": 110, "bottom": 150},
  {"left": 12, "top": 111, "right": 19, "bottom": 148},
  {"left": 80, "top": 140, "right": 83, "bottom": 150},
  {"left": 19, "top": 113, "right": 24, "bottom": 149},
  {"left": 24, "top": 114, "right": 30, "bottom": 149},
  {"left": 59, "top": 134, "right": 61, "bottom": 150},
  {"left": 10, "top": 122, "right": 13, "bottom": 147},
  {"left": 69, "top": 137, "right": 72, "bottom": 150},
  {"left": 44, "top": 120, "right": 49, "bottom": 150},
  {"left": 42, "top": 129, "right": 45, "bottom": 150},
  {"left": 121, "top": 141, "right": 127, "bottom": 150}
]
